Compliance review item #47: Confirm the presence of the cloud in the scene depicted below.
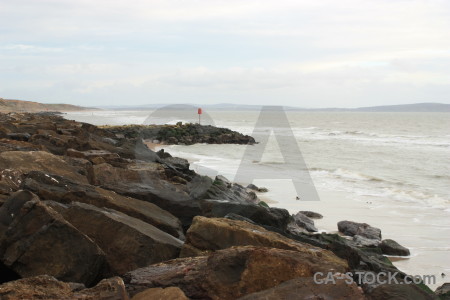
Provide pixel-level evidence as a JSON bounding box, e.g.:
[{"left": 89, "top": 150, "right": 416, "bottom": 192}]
[
  {"left": 0, "top": 0, "right": 449, "bottom": 106},
  {"left": 0, "top": 44, "right": 64, "bottom": 53}
]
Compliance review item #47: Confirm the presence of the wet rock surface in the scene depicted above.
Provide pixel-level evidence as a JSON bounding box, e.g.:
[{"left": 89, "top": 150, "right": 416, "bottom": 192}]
[
  {"left": 364, "top": 283, "right": 438, "bottom": 300},
  {"left": 22, "top": 171, "right": 185, "bottom": 239},
  {"left": 292, "top": 211, "right": 318, "bottom": 232},
  {"left": 237, "top": 276, "right": 366, "bottom": 300},
  {"left": 299, "top": 210, "right": 323, "bottom": 219},
  {"left": 125, "top": 246, "right": 347, "bottom": 299},
  {"left": 180, "top": 216, "right": 348, "bottom": 270},
  {"left": 436, "top": 283, "right": 450, "bottom": 299},
  {"left": 0, "top": 275, "right": 129, "bottom": 300},
  {"left": 199, "top": 199, "right": 290, "bottom": 231},
  {"left": 380, "top": 239, "right": 411, "bottom": 256},
  {"left": 130, "top": 287, "right": 189, "bottom": 300},
  {"left": 0, "top": 196, "right": 107, "bottom": 286},
  {"left": 47, "top": 201, "right": 183, "bottom": 276},
  {"left": 338, "top": 220, "right": 382, "bottom": 240}
]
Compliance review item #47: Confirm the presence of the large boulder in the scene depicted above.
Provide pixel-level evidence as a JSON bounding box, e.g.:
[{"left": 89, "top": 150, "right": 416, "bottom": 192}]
[
  {"left": 131, "top": 287, "right": 189, "bottom": 300},
  {"left": 436, "top": 283, "right": 450, "bottom": 299},
  {"left": 0, "top": 170, "right": 23, "bottom": 195},
  {"left": 0, "top": 196, "right": 107, "bottom": 286},
  {"left": 338, "top": 220, "right": 382, "bottom": 240},
  {"left": 190, "top": 175, "right": 260, "bottom": 204},
  {"left": 0, "top": 138, "right": 41, "bottom": 152},
  {"left": 67, "top": 148, "right": 120, "bottom": 162},
  {"left": 180, "top": 216, "right": 348, "bottom": 271},
  {"left": 237, "top": 277, "right": 365, "bottom": 300},
  {"left": 66, "top": 148, "right": 132, "bottom": 169},
  {"left": 77, "top": 277, "right": 130, "bottom": 300},
  {"left": 47, "top": 201, "right": 183, "bottom": 276},
  {"left": 199, "top": 199, "right": 290, "bottom": 231},
  {"left": 284, "top": 232, "right": 404, "bottom": 279},
  {"left": 163, "top": 156, "right": 190, "bottom": 171},
  {"left": 292, "top": 212, "right": 318, "bottom": 232},
  {"left": 0, "top": 151, "right": 88, "bottom": 185},
  {"left": 0, "top": 275, "right": 129, "bottom": 300},
  {"left": 124, "top": 246, "right": 347, "bottom": 299},
  {"left": 29, "top": 131, "right": 82, "bottom": 156},
  {"left": 0, "top": 191, "right": 39, "bottom": 233},
  {"left": 91, "top": 163, "right": 198, "bottom": 228},
  {"left": 21, "top": 171, "right": 184, "bottom": 239},
  {"left": 365, "top": 283, "right": 437, "bottom": 300},
  {"left": 6, "top": 133, "right": 31, "bottom": 141},
  {"left": 380, "top": 239, "right": 410, "bottom": 256}
]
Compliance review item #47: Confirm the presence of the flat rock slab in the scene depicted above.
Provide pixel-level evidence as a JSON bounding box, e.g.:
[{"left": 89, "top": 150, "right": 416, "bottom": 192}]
[
  {"left": 181, "top": 216, "right": 348, "bottom": 271},
  {"left": 0, "top": 199, "right": 106, "bottom": 286},
  {"left": 22, "top": 171, "right": 185, "bottom": 239},
  {"left": 125, "top": 246, "right": 348, "bottom": 300},
  {"left": 48, "top": 201, "right": 183, "bottom": 276},
  {"left": 366, "top": 283, "right": 437, "bottom": 300},
  {"left": 237, "top": 276, "right": 365, "bottom": 300},
  {"left": 131, "top": 287, "right": 189, "bottom": 300},
  {"left": 0, "top": 275, "right": 129, "bottom": 300},
  {"left": 0, "top": 151, "right": 88, "bottom": 184},
  {"left": 91, "top": 163, "right": 197, "bottom": 228}
]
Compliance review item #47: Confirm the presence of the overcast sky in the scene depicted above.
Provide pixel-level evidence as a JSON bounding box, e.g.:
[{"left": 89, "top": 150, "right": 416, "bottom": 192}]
[{"left": 0, "top": 0, "right": 449, "bottom": 108}]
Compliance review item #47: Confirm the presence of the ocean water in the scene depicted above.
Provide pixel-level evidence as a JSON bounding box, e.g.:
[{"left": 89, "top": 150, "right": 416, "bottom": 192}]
[{"left": 65, "top": 110, "right": 450, "bottom": 289}]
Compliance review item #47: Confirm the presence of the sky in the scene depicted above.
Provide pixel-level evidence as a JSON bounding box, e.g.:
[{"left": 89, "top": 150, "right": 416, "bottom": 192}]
[{"left": 0, "top": 0, "right": 449, "bottom": 108}]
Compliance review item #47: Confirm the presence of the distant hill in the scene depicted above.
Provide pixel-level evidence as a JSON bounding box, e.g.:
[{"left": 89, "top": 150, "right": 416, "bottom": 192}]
[
  {"left": 0, "top": 98, "right": 96, "bottom": 112},
  {"left": 353, "top": 103, "right": 450, "bottom": 112},
  {"left": 98, "top": 102, "right": 450, "bottom": 112}
]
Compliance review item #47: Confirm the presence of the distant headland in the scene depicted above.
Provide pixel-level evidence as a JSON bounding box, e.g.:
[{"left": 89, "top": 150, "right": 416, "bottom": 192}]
[{"left": 0, "top": 98, "right": 97, "bottom": 112}]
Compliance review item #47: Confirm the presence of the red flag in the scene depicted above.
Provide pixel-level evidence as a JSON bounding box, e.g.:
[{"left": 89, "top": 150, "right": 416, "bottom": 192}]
[{"left": 198, "top": 108, "right": 202, "bottom": 114}]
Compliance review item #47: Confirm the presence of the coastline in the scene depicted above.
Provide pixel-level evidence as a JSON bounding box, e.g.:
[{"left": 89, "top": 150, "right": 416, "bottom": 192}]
[
  {"left": 154, "top": 143, "right": 449, "bottom": 290},
  {"left": 0, "top": 112, "right": 446, "bottom": 299}
]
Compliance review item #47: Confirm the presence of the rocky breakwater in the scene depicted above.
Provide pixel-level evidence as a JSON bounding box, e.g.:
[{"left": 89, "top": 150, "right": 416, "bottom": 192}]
[
  {"left": 0, "top": 112, "right": 443, "bottom": 299},
  {"left": 103, "top": 122, "right": 256, "bottom": 145}
]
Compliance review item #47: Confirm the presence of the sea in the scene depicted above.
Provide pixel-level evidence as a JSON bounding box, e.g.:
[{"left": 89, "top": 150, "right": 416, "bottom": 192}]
[{"left": 64, "top": 109, "right": 450, "bottom": 289}]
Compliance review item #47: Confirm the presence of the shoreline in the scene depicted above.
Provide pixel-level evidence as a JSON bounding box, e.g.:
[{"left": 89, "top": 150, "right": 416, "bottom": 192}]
[
  {"left": 153, "top": 143, "right": 449, "bottom": 290},
  {"left": 0, "top": 112, "right": 445, "bottom": 298}
]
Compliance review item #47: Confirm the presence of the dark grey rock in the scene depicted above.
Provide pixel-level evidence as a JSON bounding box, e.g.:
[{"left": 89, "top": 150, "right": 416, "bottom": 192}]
[
  {"left": 353, "top": 235, "right": 381, "bottom": 247},
  {"left": 163, "top": 156, "right": 190, "bottom": 171},
  {"left": 0, "top": 198, "right": 107, "bottom": 286},
  {"left": 435, "top": 283, "right": 450, "bottom": 299},
  {"left": 200, "top": 200, "right": 290, "bottom": 231},
  {"left": 47, "top": 201, "right": 183, "bottom": 276},
  {"left": 299, "top": 211, "right": 323, "bottom": 219},
  {"left": 0, "top": 190, "right": 39, "bottom": 231},
  {"left": 366, "top": 283, "right": 437, "bottom": 300},
  {"left": 156, "top": 149, "right": 172, "bottom": 159},
  {"left": 247, "top": 184, "right": 259, "bottom": 191},
  {"left": 380, "top": 239, "right": 410, "bottom": 256},
  {"left": 292, "top": 212, "right": 318, "bottom": 232},
  {"left": 338, "top": 220, "right": 382, "bottom": 240},
  {"left": 6, "top": 133, "right": 31, "bottom": 141}
]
